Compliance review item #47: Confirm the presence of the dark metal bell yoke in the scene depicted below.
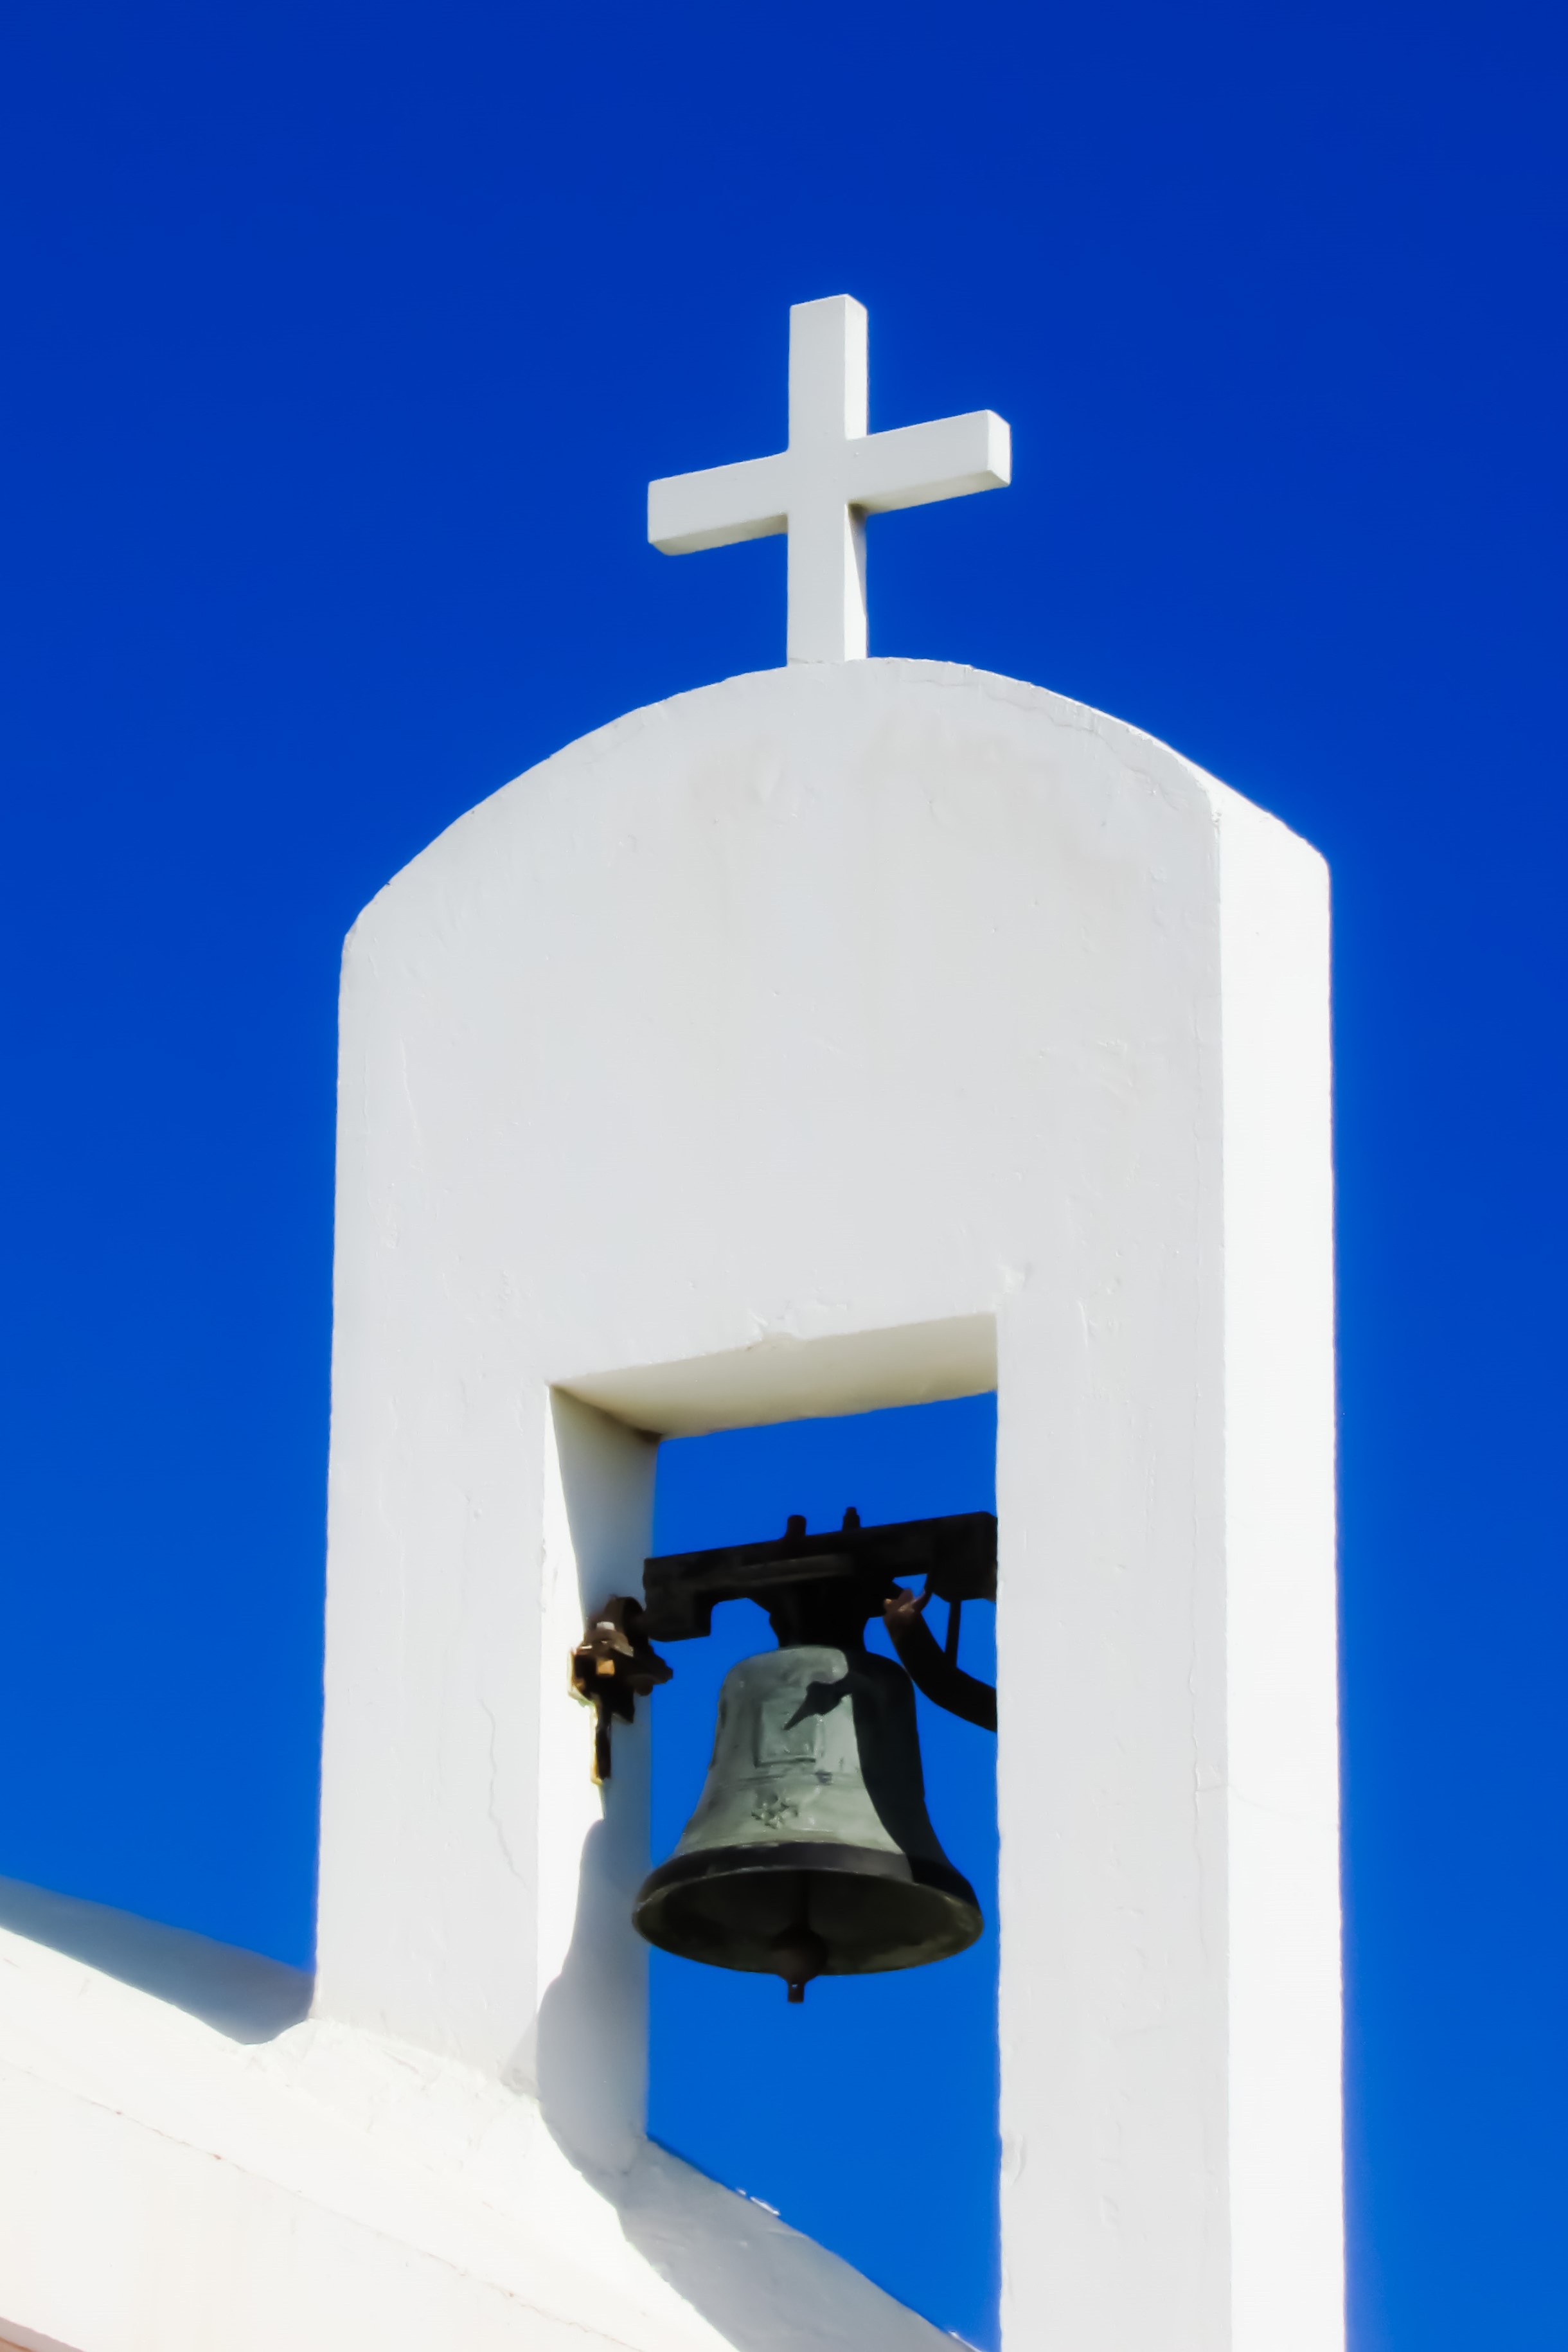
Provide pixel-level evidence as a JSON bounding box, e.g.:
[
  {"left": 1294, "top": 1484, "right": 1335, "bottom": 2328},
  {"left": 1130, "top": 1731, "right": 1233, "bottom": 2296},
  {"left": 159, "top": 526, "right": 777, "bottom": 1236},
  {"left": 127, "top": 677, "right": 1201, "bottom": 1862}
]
[{"left": 632, "top": 1640, "right": 983, "bottom": 1998}]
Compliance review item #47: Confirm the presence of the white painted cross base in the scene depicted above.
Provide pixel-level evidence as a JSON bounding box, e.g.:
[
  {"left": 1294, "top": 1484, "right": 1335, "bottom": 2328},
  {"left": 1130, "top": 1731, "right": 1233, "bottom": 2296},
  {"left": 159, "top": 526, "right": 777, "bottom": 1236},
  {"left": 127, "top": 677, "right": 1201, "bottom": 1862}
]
[{"left": 0, "top": 658, "right": 1341, "bottom": 2352}]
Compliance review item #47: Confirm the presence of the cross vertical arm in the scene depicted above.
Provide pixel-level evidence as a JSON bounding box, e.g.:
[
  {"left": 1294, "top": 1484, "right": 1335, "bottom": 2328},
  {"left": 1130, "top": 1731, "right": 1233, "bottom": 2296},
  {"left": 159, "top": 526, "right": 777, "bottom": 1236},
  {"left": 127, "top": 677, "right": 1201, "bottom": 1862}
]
[{"left": 784, "top": 295, "right": 869, "bottom": 665}]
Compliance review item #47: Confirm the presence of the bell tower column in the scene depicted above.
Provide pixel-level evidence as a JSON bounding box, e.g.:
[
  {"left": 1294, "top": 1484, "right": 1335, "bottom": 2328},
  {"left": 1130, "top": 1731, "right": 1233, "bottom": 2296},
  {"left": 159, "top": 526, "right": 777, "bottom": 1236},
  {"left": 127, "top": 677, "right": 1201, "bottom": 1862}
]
[{"left": 316, "top": 655, "right": 1340, "bottom": 2352}]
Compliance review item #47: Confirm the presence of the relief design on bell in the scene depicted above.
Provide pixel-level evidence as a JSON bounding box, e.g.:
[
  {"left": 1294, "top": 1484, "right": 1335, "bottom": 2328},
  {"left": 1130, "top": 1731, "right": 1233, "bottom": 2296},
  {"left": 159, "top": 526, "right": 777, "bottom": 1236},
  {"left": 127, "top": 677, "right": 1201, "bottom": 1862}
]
[
  {"left": 754, "top": 1680, "right": 839, "bottom": 1767},
  {"left": 749, "top": 1790, "right": 802, "bottom": 1830}
]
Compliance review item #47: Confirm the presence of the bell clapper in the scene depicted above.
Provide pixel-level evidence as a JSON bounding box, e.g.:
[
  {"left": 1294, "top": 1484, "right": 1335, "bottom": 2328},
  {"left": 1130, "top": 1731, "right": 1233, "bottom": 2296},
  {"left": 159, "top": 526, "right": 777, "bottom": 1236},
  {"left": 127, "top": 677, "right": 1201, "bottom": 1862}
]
[{"left": 769, "top": 1876, "right": 828, "bottom": 2004}]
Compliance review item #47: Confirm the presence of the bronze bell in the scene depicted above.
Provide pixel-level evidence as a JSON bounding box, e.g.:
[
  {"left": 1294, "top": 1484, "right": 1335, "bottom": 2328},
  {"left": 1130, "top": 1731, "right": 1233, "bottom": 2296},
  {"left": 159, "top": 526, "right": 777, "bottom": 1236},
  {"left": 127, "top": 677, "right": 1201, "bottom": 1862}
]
[
  {"left": 633, "top": 1639, "right": 982, "bottom": 1999},
  {"left": 584, "top": 1508, "right": 998, "bottom": 2002}
]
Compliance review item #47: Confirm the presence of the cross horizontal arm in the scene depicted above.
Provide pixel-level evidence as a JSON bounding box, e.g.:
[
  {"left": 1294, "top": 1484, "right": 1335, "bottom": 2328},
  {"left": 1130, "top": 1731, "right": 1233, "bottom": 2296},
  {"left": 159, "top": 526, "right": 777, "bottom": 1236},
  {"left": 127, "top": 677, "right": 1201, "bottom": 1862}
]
[
  {"left": 844, "top": 410, "right": 1011, "bottom": 515},
  {"left": 648, "top": 452, "right": 790, "bottom": 555}
]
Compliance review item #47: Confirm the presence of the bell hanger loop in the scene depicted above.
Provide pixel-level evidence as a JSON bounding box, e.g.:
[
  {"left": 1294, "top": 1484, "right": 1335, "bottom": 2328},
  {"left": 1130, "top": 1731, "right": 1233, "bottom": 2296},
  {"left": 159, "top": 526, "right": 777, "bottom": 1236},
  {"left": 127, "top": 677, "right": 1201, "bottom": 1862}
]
[{"left": 880, "top": 1578, "right": 997, "bottom": 1734}]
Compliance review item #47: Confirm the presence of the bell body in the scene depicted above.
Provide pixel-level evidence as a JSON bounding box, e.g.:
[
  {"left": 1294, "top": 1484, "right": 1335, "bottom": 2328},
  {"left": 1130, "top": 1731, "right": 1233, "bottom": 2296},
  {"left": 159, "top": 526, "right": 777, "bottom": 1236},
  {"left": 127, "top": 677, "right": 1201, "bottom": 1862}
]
[{"left": 634, "top": 1644, "right": 981, "bottom": 1995}]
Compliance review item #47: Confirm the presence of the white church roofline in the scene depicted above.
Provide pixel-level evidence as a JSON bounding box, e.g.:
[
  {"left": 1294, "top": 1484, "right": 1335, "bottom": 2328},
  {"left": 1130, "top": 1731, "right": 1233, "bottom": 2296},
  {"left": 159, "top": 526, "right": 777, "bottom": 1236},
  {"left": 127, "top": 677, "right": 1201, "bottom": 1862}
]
[
  {"left": 0, "top": 1910, "right": 948, "bottom": 2352},
  {"left": 0, "top": 1871, "right": 312, "bottom": 2045}
]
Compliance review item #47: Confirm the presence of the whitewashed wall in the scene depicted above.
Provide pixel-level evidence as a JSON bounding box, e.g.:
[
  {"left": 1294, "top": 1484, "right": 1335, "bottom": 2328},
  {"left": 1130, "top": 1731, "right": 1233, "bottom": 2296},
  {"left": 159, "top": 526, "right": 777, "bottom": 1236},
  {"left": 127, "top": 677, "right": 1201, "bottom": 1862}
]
[
  {"left": 317, "top": 657, "right": 1341, "bottom": 2351},
  {"left": 0, "top": 1910, "right": 945, "bottom": 2352},
  {"left": 0, "top": 657, "right": 1339, "bottom": 2352}
]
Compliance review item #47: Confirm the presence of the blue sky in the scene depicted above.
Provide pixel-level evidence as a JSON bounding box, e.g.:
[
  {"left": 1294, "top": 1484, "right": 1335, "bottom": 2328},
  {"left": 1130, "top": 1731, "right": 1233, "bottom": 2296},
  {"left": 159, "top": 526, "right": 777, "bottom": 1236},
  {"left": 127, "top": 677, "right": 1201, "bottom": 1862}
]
[{"left": 1, "top": 1, "right": 1565, "bottom": 2345}]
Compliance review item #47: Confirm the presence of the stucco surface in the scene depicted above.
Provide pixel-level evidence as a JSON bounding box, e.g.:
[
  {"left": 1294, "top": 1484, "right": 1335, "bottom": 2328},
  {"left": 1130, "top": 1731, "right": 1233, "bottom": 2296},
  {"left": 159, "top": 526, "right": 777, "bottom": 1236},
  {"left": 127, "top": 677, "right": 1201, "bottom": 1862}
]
[
  {"left": 0, "top": 659, "right": 1340, "bottom": 2351},
  {"left": 0, "top": 1912, "right": 944, "bottom": 2352},
  {"left": 315, "top": 657, "right": 1340, "bottom": 2349}
]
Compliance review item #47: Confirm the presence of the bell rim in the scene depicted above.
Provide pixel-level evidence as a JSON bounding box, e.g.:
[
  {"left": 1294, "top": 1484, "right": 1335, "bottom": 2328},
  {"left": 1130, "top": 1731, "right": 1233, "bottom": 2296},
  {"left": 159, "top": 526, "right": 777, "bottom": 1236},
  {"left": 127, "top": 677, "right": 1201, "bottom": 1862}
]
[{"left": 634, "top": 1839, "right": 981, "bottom": 1923}]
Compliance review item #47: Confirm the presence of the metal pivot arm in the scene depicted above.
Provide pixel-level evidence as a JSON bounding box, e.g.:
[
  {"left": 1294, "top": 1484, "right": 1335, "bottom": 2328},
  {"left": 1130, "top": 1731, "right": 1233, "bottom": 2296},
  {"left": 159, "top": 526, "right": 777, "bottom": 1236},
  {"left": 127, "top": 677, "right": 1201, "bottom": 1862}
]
[
  {"left": 570, "top": 1595, "right": 672, "bottom": 1782},
  {"left": 640, "top": 1508, "right": 997, "bottom": 1641},
  {"left": 882, "top": 1586, "right": 997, "bottom": 1733}
]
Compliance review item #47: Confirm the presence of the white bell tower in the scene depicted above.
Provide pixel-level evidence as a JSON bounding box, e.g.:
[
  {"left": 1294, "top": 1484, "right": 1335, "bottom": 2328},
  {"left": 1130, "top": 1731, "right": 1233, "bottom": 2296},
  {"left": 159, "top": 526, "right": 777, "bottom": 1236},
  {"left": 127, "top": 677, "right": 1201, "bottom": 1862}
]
[{"left": 0, "top": 297, "right": 1341, "bottom": 2352}]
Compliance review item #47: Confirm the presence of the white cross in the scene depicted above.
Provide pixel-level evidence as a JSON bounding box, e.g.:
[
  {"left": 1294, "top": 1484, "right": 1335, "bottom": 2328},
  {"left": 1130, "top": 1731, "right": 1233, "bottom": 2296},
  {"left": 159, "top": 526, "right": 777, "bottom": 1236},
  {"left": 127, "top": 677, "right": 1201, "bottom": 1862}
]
[{"left": 648, "top": 296, "right": 1011, "bottom": 664}]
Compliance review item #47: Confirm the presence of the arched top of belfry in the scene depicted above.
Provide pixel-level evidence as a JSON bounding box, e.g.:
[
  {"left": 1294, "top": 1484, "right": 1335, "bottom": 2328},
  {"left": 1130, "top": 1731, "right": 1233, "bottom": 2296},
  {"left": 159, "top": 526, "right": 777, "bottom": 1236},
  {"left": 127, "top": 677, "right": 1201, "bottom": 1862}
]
[{"left": 355, "top": 658, "right": 1298, "bottom": 938}]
